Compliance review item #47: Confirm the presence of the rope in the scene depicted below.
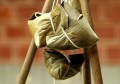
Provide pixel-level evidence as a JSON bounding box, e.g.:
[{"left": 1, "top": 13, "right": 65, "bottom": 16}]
[
  {"left": 52, "top": 0, "right": 59, "bottom": 10},
  {"left": 52, "top": 0, "right": 56, "bottom": 10},
  {"left": 35, "top": 12, "right": 41, "bottom": 18},
  {"left": 48, "top": 13, "right": 56, "bottom": 33}
]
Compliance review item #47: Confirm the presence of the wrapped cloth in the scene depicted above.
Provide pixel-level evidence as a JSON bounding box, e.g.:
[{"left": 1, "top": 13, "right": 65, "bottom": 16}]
[
  {"left": 28, "top": 1, "right": 99, "bottom": 50},
  {"left": 44, "top": 49, "right": 84, "bottom": 80}
]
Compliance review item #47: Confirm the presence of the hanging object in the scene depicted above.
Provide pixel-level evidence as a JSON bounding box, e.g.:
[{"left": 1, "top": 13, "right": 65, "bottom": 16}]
[
  {"left": 46, "top": 2, "right": 99, "bottom": 50},
  {"left": 28, "top": 5, "right": 61, "bottom": 47},
  {"left": 44, "top": 49, "right": 84, "bottom": 80},
  {"left": 27, "top": 1, "right": 99, "bottom": 50}
]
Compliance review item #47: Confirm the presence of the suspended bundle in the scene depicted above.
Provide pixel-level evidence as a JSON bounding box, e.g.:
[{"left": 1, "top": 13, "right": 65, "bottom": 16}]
[
  {"left": 46, "top": 2, "right": 99, "bottom": 50},
  {"left": 28, "top": 1, "right": 99, "bottom": 50},
  {"left": 28, "top": 2, "right": 99, "bottom": 50},
  {"left": 44, "top": 49, "right": 84, "bottom": 80},
  {"left": 28, "top": 5, "right": 61, "bottom": 47}
]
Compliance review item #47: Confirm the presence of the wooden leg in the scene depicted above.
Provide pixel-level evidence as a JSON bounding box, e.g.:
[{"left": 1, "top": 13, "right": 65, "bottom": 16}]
[
  {"left": 17, "top": 0, "right": 54, "bottom": 84},
  {"left": 17, "top": 39, "right": 37, "bottom": 84},
  {"left": 86, "top": 46, "right": 103, "bottom": 84},
  {"left": 83, "top": 49, "right": 91, "bottom": 84},
  {"left": 79, "top": 0, "right": 103, "bottom": 84}
]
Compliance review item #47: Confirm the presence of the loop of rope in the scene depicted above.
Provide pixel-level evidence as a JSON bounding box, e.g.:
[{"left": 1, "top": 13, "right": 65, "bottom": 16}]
[
  {"left": 35, "top": 12, "right": 42, "bottom": 18},
  {"left": 52, "top": 0, "right": 56, "bottom": 10}
]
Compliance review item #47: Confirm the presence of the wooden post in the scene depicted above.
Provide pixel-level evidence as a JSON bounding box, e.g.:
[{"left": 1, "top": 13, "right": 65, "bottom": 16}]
[
  {"left": 83, "top": 50, "right": 91, "bottom": 84},
  {"left": 17, "top": 0, "right": 54, "bottom": 84},
  {"left": 17, "top": 39, "right": 37, "bottom": 84},
  {"left": 79, "top": 0, "right": 103, "bottom": 84}
]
